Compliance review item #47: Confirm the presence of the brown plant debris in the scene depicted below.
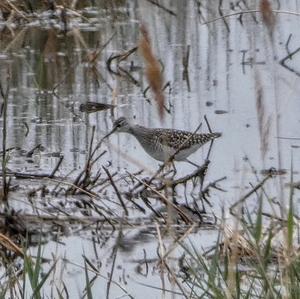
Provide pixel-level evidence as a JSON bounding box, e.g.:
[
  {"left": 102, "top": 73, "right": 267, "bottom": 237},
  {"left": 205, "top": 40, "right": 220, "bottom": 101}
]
[
  {"left": 43, "top": 29, "right": 58, "bottom": 62},
  {"left": 80, "top": 101, "right": 115, "bottom": 113},
  {"left": 220, "top": 229, "right": 255, "bottom": 259},
  {"left": 259, "top": 0, "right": 276, "bottom": 36},
  {"left": 145, "top": 0, "right": 176, "bottom": 16},
  {"left": 0, "top": 233, "right": 23, "bottom": 256},
  {"left": 139, "top": 24, "right": 165, "bottom": 120},
  {"left": 255, "top": 77, "right": 271, "bottom": 159}
]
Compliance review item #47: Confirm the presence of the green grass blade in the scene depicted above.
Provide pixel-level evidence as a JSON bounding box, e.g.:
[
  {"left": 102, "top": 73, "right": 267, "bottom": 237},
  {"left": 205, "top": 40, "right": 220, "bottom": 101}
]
[
  {"left": 84, "top": 261, "right": 93, "bottom": 299},
  {"left": 31, "top": 259, "right": 57, "bottom": 299},
  {"left": 287, "top": 155, "right": 294, "bottom": 249},
  {"left": 254, "top": 194, "right": 263, "bottom": 243},
  {"left": 33, "top": 240, "right": 42, "bottom": 289}
]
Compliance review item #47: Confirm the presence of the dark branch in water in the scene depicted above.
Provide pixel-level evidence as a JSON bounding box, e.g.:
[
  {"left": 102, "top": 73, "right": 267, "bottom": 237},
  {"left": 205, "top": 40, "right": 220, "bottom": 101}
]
[
  {"left": 123, "top": 192, "right": 146, "bottom": 214},
  {"left": 22, "top": 121, "right": 29, "bottom": 137},
  {"left": 103, "top": 166, "right": 128, "bottom": 217},
  {"left": 106, "top": 220, "right": 127, "bottom": 299},
  {"left": 49, "top": 155, "right": 64, "bottom": 178},
  {"left": 279, "top": 43, "right": 300, "bottom": 77},
  {"left": 202, "top": 176, "right": 227, "bottom": 199},
  {"left": 182, "top": 45, "right": 191, "bottom": 92},
  {"left": 276, "top": 136, "right": 300, "bottom": 140},
  {"left": 157, "top": 160, "right": 210, "bottom": 190},
  {"left": 204, "top": 115, "right": 217, "bottom": 162},
  {"left": 143, "top": 81, "right": 172, "bottom": 114},
  {"left": 106, "top": 47, "right": 138, "bottom": 77},
  {"left": 128, "top": 173, "right": 192, "bottom": 224},
  {"left": 285, "top": 33, "right": 292, "bottom": 56},
  {"left": 0, "top": 74, "right": 10, "bottom": 202},
  {"left": 230, "top": 174, "right": 272, "bottom": 215},
  {"left": 26, "top": 144, "right": 44, "bottom": 157},
  {"left": 218, "top": 0, "right": 230, "bottom": 32},
  {"left": 145, "top": 0, "right": 177, "bottom": 16},
  {"left": 202, "top": 9, "right": 300, "bottom": 26}
]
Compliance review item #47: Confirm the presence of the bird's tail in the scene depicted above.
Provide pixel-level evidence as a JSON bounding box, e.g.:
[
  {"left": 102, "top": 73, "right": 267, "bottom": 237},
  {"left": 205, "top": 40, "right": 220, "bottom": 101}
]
[{"left": 198, "top": 132, "right": 222, "bottom": 145}]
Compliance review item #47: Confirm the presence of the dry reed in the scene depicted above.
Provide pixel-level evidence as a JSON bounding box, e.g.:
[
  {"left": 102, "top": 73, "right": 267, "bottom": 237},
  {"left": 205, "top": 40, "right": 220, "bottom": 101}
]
[
  {"left": 139, "top": 24, "right": 165, "bottom": 121},
  {"left": 260, "top": 0, "right": 276, "bottom": 37}
]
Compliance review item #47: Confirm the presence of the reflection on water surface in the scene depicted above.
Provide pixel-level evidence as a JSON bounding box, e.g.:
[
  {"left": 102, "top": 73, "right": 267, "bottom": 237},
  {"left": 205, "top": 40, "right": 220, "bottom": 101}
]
[{"left": 1, "top": 0, "right": 300, "bottom": 297}]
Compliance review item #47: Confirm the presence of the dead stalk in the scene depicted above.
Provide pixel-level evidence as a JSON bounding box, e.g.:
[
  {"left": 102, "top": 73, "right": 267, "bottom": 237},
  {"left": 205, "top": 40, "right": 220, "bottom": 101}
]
[
  {"left": 0, "top": 76, "right": 10, "bottom": 202},
  {"left": 230, "top": 174, "right": 272, "bottom": 216},
  {"left": 202, "top": 9, "right": 300, "bottom": 26},
  {"left": 103, "top": 166, "right": 128, "bottom": 216},
  {"left": 155, "top": 223, "right": 166, "bottom": 297},
  {"left": 128, "top": 172, "right": 193, "bottom": 224},
  {"left": 139, "top": 24, "right": 165, "bottom": 120}
]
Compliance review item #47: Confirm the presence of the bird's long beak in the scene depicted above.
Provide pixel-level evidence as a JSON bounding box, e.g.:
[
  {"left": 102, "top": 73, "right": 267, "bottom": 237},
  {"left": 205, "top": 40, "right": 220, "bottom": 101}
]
[{"left": 103, "top": 127, "right": 117, "bottom": 139}]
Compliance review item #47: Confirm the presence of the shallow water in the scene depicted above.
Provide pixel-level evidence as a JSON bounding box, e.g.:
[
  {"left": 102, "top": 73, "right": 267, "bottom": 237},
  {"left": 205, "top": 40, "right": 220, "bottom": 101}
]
[{"left": 1, "top": 0, "right": 300, "bottom": 297}]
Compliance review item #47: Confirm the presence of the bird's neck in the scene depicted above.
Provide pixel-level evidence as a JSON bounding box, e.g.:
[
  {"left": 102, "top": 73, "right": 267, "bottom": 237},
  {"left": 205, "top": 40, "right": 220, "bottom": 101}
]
[{"left": 130, "top": 125, "right": 149, "bottom": 139}]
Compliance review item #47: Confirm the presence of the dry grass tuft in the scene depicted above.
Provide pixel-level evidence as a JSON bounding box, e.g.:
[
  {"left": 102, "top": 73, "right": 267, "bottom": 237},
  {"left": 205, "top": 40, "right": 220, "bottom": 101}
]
[
  {"left": 139, "top": 24, "right": 165, "bottom": 120},
  {"left": 220, "top": 228, "right": 255, "bottom": 259},
  {"left": 0, "top": 233, "right": 23, "bottom": 256}
]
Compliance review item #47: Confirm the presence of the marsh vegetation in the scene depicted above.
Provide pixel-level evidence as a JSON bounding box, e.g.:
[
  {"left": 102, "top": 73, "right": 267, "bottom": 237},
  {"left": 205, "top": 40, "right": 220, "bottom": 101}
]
[{"left": 1, "top": 0, "right": 300, "bottom": 298}]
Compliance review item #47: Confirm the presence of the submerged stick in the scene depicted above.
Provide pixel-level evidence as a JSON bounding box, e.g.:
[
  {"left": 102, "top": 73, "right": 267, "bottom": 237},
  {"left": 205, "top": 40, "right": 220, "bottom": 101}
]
[
  {"left": 103, "top": 167, "right": 128, "bottom": 216},
  {"left": 0, "top": 76, "right": 10, "bottom": 201},
  {"left": 106, "top": 220, "right": 124, "bottom": 299},
  {"left": 0, "top": 232, "right": 23, "bottom": 256},
  {"left": 202, "top": 9, "right": 300, "bottom": 26},
  {"left": 128, "top": 172, "right": 193, "bottom": 224},
  {"left": 145, "top": 0, "right": 177, "bottom": 16},
  {"left": 230, "top": 175, "right": 272, "bottom": 214},
  {"left": 156, "top": 160, "right": 209, "bottom": 190},
  {"left": 49, "top": 155, "right": 64, "bottom": 178}
]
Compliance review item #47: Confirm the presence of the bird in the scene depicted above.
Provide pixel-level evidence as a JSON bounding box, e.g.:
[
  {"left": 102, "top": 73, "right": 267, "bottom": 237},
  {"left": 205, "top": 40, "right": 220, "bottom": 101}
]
[{"left": 104, "top": 117, "right": 221, "bottom": 163}]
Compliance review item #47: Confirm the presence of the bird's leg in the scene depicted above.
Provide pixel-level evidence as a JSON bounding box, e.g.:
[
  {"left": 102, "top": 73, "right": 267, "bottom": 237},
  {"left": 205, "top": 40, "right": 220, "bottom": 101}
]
[
  {"left": 171, "top": 160, "right": 177, "bottom": 176},
  {"left": 184, "top": 158, "right": 200, "bottom": 168},
  {"left": 159, "top": 161, "right": 176, "bottom": 178},
  {"left": 163, "top": 160, "right": 177, "bottom": 177},
  {"left": 198, "top": 197, "right": 206, "bottom": 213}
]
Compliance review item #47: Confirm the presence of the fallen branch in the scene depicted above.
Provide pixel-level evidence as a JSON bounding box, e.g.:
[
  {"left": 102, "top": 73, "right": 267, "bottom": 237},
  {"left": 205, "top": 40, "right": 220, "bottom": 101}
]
[{"left": 128, "top": 172, "right": 194, "bottom": 224}]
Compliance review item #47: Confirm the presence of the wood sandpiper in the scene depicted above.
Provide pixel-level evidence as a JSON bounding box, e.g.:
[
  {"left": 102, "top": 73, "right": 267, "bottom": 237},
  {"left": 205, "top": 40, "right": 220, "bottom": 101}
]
[{"left": 104, "top": 117, "right": 221, "bottom": 163}]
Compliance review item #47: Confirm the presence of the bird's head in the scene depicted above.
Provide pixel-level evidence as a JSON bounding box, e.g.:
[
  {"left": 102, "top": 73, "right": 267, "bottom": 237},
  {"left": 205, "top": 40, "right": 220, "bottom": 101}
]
[
  {"left": 112, "top": 117, "right": 131, "bottom": 133},
  {"left": 103, "top": 117, "right": 132, "bottom": 139}
]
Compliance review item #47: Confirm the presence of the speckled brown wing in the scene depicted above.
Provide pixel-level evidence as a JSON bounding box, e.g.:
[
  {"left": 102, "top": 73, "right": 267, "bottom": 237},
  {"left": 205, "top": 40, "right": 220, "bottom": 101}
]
[{"left": 155, "top": 129, "right": 221, "bottom": 151}]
